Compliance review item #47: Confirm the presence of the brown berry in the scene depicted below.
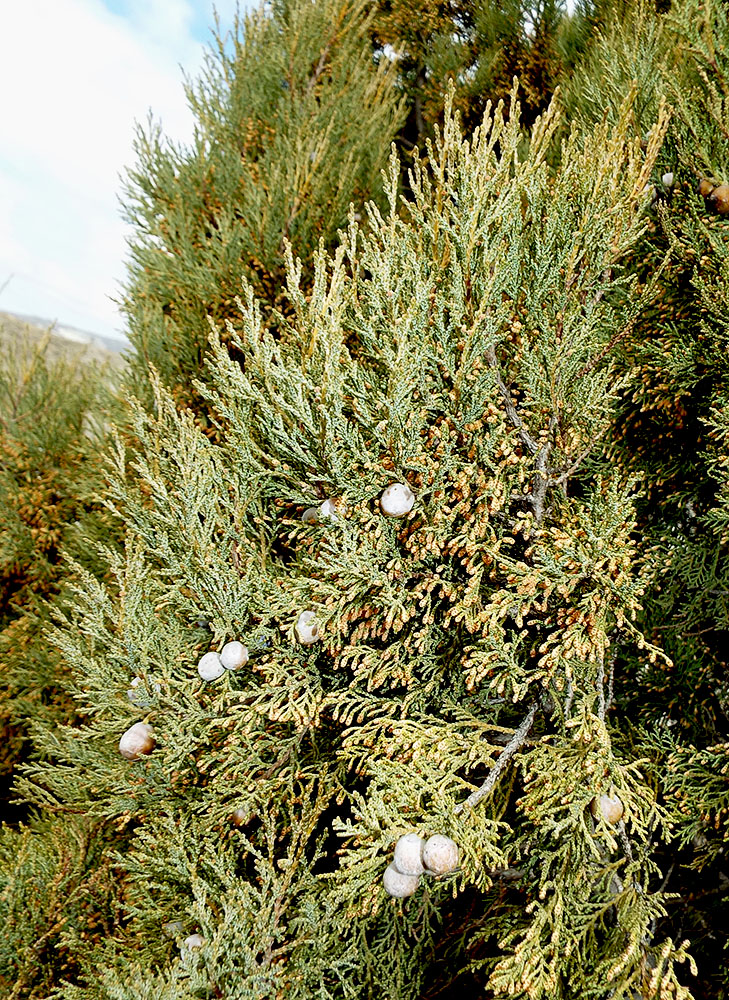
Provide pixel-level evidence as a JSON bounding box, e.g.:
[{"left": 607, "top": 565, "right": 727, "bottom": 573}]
[
  {"left": 698, "top": 178, "right": 715, "bottom": 199},
  {"left": 591, "top": 794, "right": 624, "bottom": 825},
  {"left": 708, "top": 183, "right": 729, "bottom": 215}
]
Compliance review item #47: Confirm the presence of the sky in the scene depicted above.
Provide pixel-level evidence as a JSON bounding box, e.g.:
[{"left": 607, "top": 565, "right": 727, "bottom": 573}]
[{"left": 0, "top": 0, "right": 250, "bottom": 344}]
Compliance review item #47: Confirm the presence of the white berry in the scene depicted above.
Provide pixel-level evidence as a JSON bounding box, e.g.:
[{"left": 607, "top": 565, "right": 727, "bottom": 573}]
[
  {"left": 198, "top": 651, "right": 225, "bottom": 681},
  {"left": 220, "top": 641, "right": 249, "bottom": 671},
  {"left": 423, "top": 835, "right": 459, "bottom": 875},
  {"left": 662, "top": 172, "right": 674, "bottom": 188},
  {"left": 295, "top": 610, "right": 320, "bottom": 645},
  {"left": 119, "top": 722, "right": 155, "bottom": 760},
  {"left": 319, "top": 498, "right": 340, "bottom": 521},
  {"left": 592, "top": 794, "right": 624, "bottom": 825},
  {"left": 181, "top": 933, "right": 204, "bottom": 951},
  {"left": 126, "top": 677, "right": 161, "bottom": 707},
  {"left": 383, "top": 862, "right": 420, "bottom": 898},
  {"left": 393, "top": 834, "right": 426, "bottom": 876},
  {"left": 302, "top": 506, "right": 320, "bottom": 524},
  {"left": 380, "top": 483, "right": 415, "bottom": 517}
]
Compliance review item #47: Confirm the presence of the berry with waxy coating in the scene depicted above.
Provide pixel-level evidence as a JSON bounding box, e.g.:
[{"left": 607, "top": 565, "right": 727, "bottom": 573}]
[
  {"left": 319, "top": 498, "right": 341, "bottom": 521},
  {"left": 393, "top": 833, "right": 426, "bottom": 876},
  {"left": 383, "top": 862, "right": 420, "bottom": 898},
  {"left": 380, "top": 482, "right": 415, "bottom": 517},
  {"left": 295, "top": 610, "right": 320, "bottom": 645},
  {"left": 423, "top": 834, "right": 459, "bottom": 874},
  {"left": 119, "top": 722, "right": 155, "bottom": 760},
  {"left": 220, "top": 641, "right": 249, "bottom": 670},
  {"left": 198, "top": 651, "right": 225, "bottom": 681}
]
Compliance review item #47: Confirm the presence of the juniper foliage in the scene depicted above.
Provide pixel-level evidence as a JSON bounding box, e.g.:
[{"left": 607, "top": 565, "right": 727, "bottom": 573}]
[
  {"left": 558, "top": 1, "right": 729, "bottom": 990},
  {"left": 15, "top": 80, "right": 706, "bottom": 997},
  {"left": 0, "top": 328, "right": 114, "bottom": 816},
  {"left": 121, "top": 0, "right": 405, "bottom": 414},
  {"left": 6, "top": 1, "right": 729, "bottom": 997}
]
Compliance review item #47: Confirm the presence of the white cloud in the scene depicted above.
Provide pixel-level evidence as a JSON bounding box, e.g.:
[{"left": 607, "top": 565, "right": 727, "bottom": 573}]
[{"left": 0, "top": 0, "right": 244, "bottom": 341}]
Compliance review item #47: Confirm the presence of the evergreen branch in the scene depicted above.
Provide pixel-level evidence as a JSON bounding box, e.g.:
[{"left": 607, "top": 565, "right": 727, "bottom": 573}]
[
  {"left": 576, "top": 251, "right": 672, "bottom": 381},
  {"left": 454, "top": 702, "right": 538, "bottom": 815},
  {"left": 575, "top": 318, "right": 636, "bottom": 380},
  {"left": 617, "top": 822, "right": 634, "bottom": 867},
  {"left": 549, "top": 436, "right": 600, "bottom": 488},
  {"left": 486, "top": 345, "right": 556, "bottom": 522},
  {"left": 528, "top": 421, "right": 556, "bottom": 525},
  {"left": 305, "top": 43, "right": 334, "bottom": 97}
]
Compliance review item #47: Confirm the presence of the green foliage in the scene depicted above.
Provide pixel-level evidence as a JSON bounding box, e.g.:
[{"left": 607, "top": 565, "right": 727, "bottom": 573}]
[
  {"left": 559, "top": 1, "right": 673, "bottom": 133},
  {"left": 6, "top": 1, "right": 729, "bottom": 997},
  {"left": 563, "top": 0, "right": 729, "bottom": 989},
  {"left": 372, "top": 0, "right": 585, "bottom": 144},
  {"left": 0, "top": 817, "right": 122, "bottom": 999},
  {"left": 15, "top": 85, "right": 703, "bottom": 998},
  {"left": 0, "top": 328, "right": 115, "bottom": 811},
  {"left": 121, "top": 0, "right": 405, "bottom": 413}
]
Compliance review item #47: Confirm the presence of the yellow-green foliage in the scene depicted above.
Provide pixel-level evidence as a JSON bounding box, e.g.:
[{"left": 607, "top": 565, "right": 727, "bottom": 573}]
[
  {"left": 0, "top": 329, "right": 113, "bottom": 800},
  {"left": 121, "top": 0, "right": 405, "bottom": 413},
  {"left": 0, "top": 818, "right": 122, "bottom": 999},
  {"left": 14, "top": 89, "right": 700, "bottom": 999},
  {"left": 7, "top": 1, "right": 729, "bottom": 997}
]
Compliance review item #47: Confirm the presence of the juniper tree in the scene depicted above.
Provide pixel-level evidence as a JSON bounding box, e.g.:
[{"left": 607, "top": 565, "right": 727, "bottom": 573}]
[
  {"left": 0, "top": 328, "right": 124, "bottom": 997},
  {"left": 15, "top": 73, "right": 710, "bottom": 997},
  {"left": 121, "top": 0, "right": 404, "bottom": 415},
  {"left": 8, "top": 1, "right": 729, "bottom": 997},
  {"left": 558, "top": 1, "right": 729, "bottom": 990},
  {"left": 0, "top": 327, "right": 114, "bottom": 815}
]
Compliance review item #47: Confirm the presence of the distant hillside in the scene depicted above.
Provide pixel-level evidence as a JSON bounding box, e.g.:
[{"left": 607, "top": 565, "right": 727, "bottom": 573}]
[{"left": 0, "top": 310, "right": 127, "bottom": 368}]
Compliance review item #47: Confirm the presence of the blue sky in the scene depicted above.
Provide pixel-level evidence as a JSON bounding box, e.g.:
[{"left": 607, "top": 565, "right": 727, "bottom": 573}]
[{"left": 0, "top": 0, "right": 251, "bottom": 342}]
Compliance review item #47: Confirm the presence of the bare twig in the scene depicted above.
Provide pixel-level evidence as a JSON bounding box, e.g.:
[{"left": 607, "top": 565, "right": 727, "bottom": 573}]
[
  {"left": 596, "top": 652, "right": 606, "bottom": 722},
  {"left": 486, "top": 345, "right": 558, "bottom": 522},
  {"left": 486, "top": 344, "right": 539, "bottom": 455},
  {"left": 564, "top": 679, "right": 575, "bottom": 720},
  {"left": 606, "top": 649, "right": 615, "bottom": 713},
  {"left": 617, "top": 820, "right": 634, "bottom": 864},
  {"left": 305, "top": 42, "right": 333, "bottom": 97},
  {"left": 528, "top": 428, "right": 554, "bottom": 525},
  {"left": 491, "top": 867, "right": 525, "bottom": 882},
  {"left": 455, "top": 702, "right": 538, "bottom": 815},
  {"left": 591, "top": 267, "right": 612, "bottom": 307}
]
